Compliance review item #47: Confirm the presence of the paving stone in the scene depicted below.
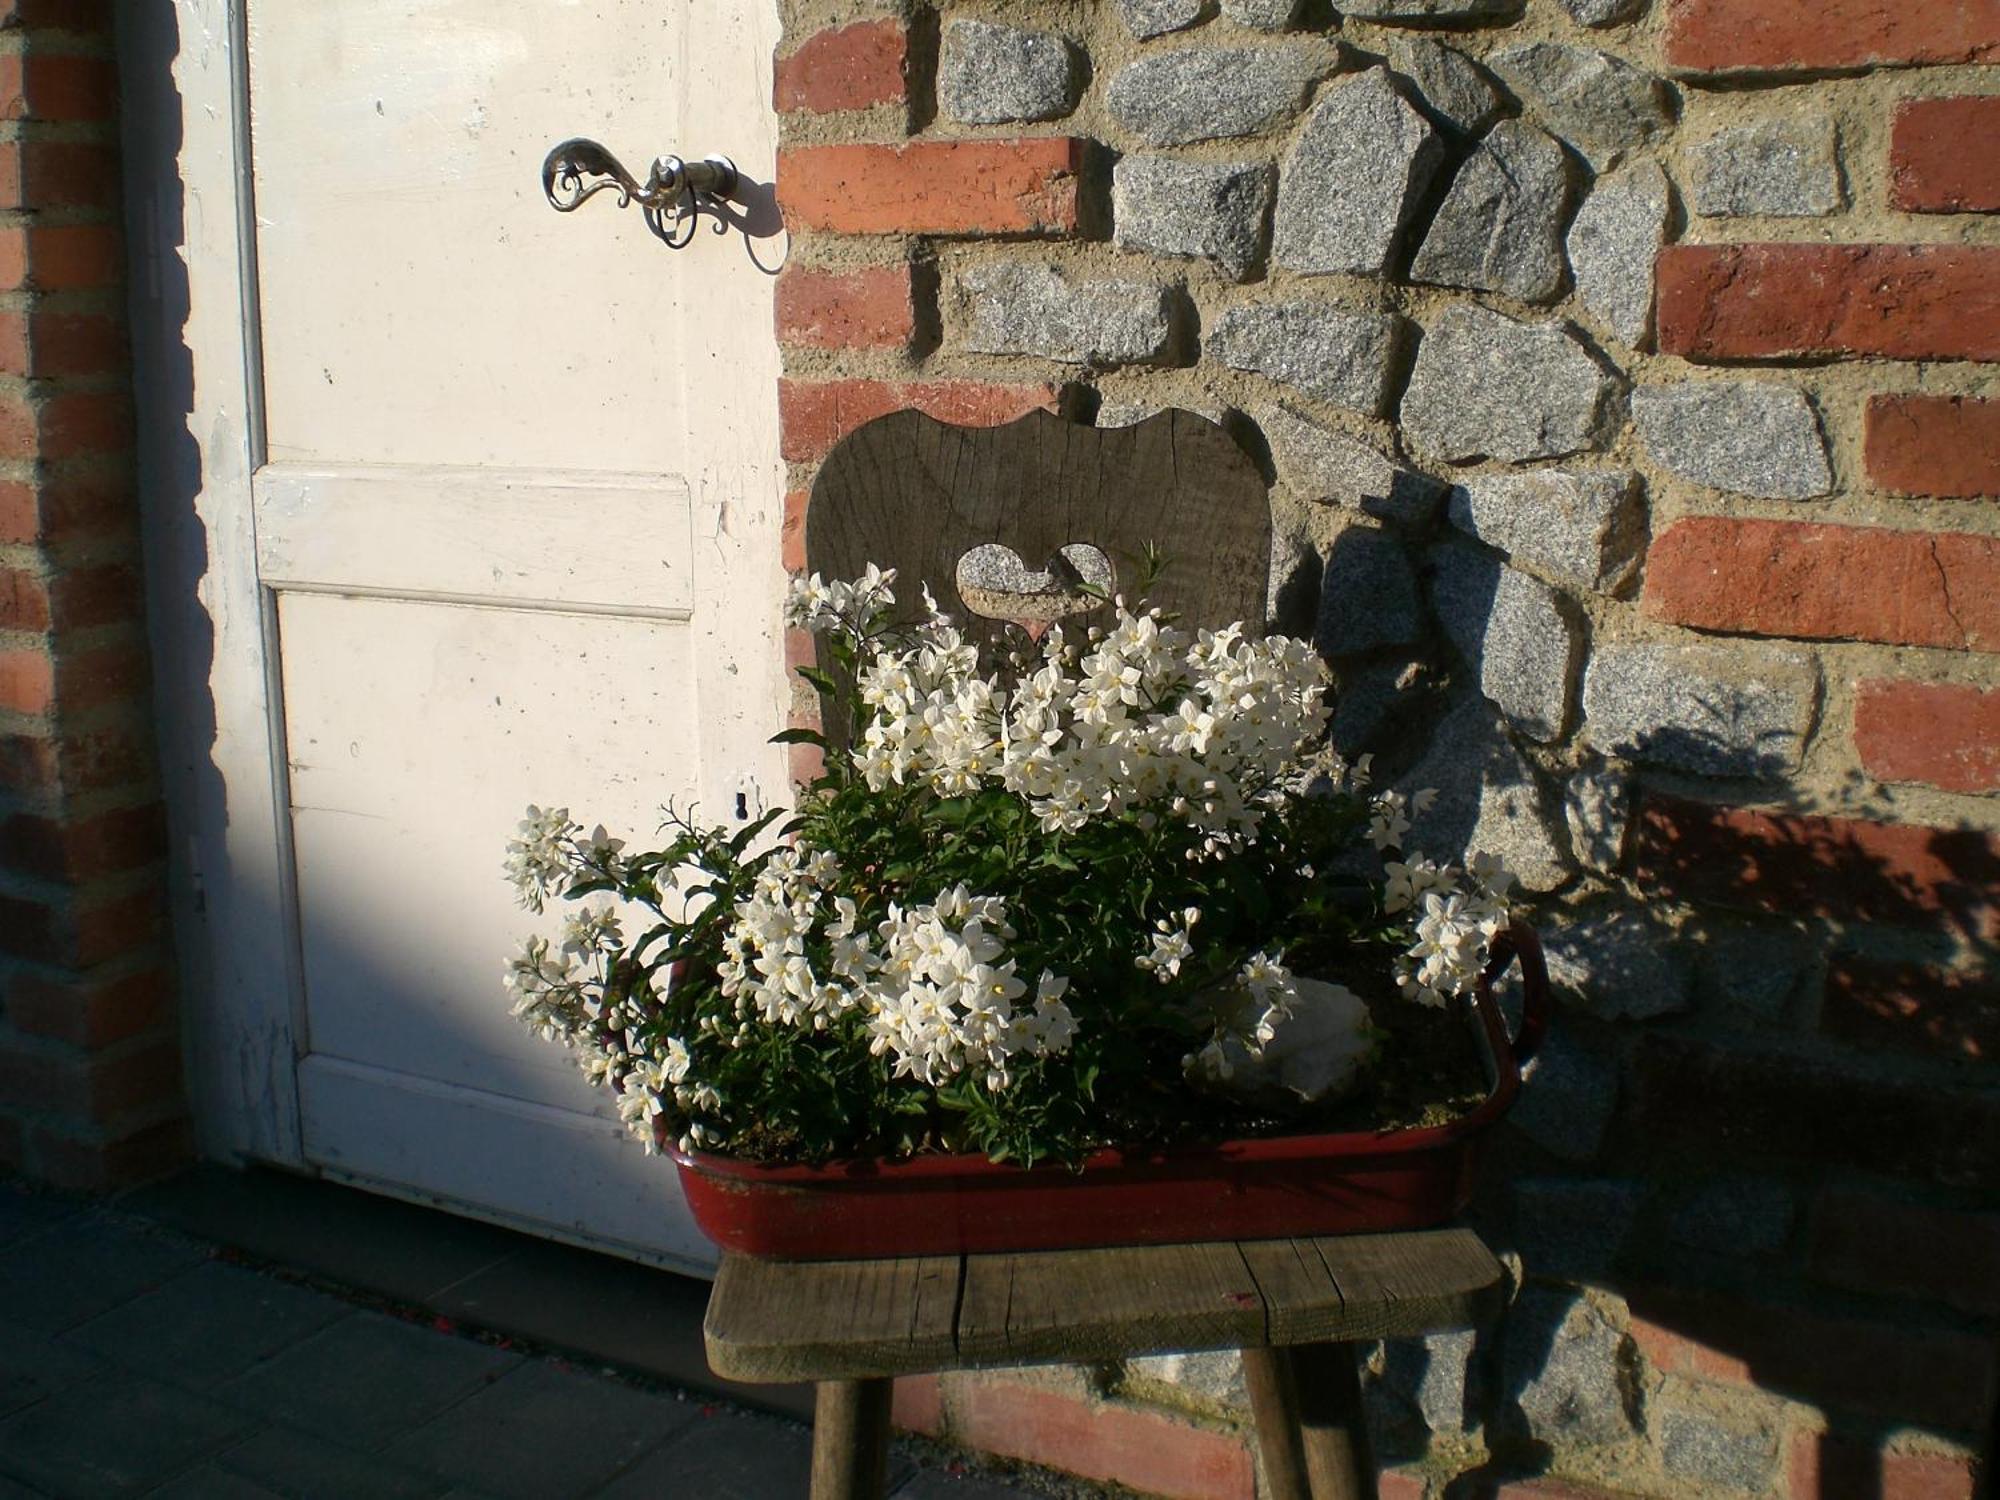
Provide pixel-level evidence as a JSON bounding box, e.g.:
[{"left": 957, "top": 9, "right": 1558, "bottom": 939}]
[
  {"left": 147, "top": 1468, "right": 289, "bottom": 1500},
  {"left": 1411, "top": 120, "right": 1573, "bottom": 304},
  {"left": 1691, "top": 116, "right": 1842, "bottom": 219},
  {"left": 939, "top": 21, "right": 1078, "bottom": 125},
  {"left": 1262, "top": 403, "right": 1444, "bottom": 524},
  {"left": 1400, "top": 691, "right": 1574, "bottom": 891},
  {"left": 1095, "top": 396, "right": 1226, "bottom": 428},
  {"left": 0, "top": 1180, "right": 79, "bottom": 1248},
  {"left": 1503, "top": 1290, "right": 1636, "bottom": 1446},
  {"left": 1489, "top": 43, "right": 1673, "bottom": 165},
  {"left": 1402, "top": 305, "right": 1619, "bottom": 464},
  {"left": 1631, "top": 381, "right": 1831, "bottom": 499},
  {"left": 384, "top": 1362, "right": 699, "bottom": 1500},
  {"left": 218, "top": 1425, "right": 450, "bottom": 1500},
  {"left": 64, "top": 1260, "right": 347, "bottom": 1389},
  {"left": 1541, "top": 907, "right": 1695, "bottom": 1020},
  {"left": 1558, "top": 0, "right": 1646, "bottom": 25},
  {"left": 1387, "top": 36, "right": 1504, "bottom": 135},
  {"left": 1114, "top": 156, "right": 1273, "bottom": 282},
  {"left": 1428, "top": 544, "right": 1580, "bottom": 742},
  {"left": 1316, "top": 525, "right": 1424, "bottom": 656},
  {"left": 1566, "top": 158, "right": 1671, "bottom": 349},
  {"left": 1341, "top": 0, "right": 1522, "bottom": 20},
  {"left": 1446, "top": 468, "right": 1645, "bottom": 595},
  {"left": 1207, "top": 302, "right": 1402, "bottom": 413},
  {"left": 1221, "top": 0, "right": 1302, "bottom": 30},
  {"left": 0, "top": 1316, "right": 106, "bottom": 1418},
  {"left": 893, "top": 1470, "right": 1054, "bottom": 1500},
  {"left": 1275, "top": 67, "right": 1446, "bottom": 277},
  {"left": 1512, "top": 1177, "right": 1644, "bottom": 1280},
  {"left": 0, "top": 1373, "right": 256, "bottom": 1498},
  {"left": 0, "top": 1214, "right": 207, "bottom": 1333},
  {"left": 1117, "top": 0, "right": 1206, "bottom": 39},
  {"left": 1583, "top": 640, "right": 1820, "bottom": 778},
  {"left": 1562, "top": 764, "right": 1632, "bottom": 874},
  {"left": 595, "top": 1407, "right": 825, "bottom": 1500},
  {"left": 217, "top": 1311, "right": 522, "bottom": 1451},
  {"left": 1509, "top": 1024, "right": 1618, "bottom": 1161},
  {"left": 1107, "top": 46, "right": 1316, "bottom": 144},
  {"left": 957, "top": 261, "right": 1172, "bottom": 366},
  {"left": 1659, "top": 1406, "right": 1782, "bottom": 1493}
]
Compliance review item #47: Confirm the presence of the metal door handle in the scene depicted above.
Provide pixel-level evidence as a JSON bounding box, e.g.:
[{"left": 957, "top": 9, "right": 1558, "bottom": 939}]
[{"left": 542, "top": 139, "right": 740, "bottom": 248}]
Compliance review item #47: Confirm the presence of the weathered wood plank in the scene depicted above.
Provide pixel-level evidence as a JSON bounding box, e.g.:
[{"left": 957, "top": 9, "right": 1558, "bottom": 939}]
[
  {"left": 1303, "top": 1229, "right": 1505, "bottom": 1343},
  {"left": 1237, "top": 1237, "right": 1345, "bottom": 1347},
  {"left": 955, "top": 1241, "right": 1266, "bottom": 1367},
  {"left": 704, "top": 1253, "right": 960, "bottom": 1382},
  {"left": 806, "top": 408, "right": 1272, "bottom": 667}
]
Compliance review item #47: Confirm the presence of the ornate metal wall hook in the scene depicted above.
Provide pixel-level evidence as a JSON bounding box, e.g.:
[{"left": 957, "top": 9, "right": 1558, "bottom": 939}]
[{"left": 542, "top": 139, "right": 740, "bottom": 249}]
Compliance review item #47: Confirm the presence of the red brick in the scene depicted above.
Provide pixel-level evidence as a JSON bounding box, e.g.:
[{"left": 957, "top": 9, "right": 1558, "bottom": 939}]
[
  {"left": 778, "top": 377, "right": 1059, "bottom": 462},
  {"left": 781, "top": 488, "right": 808, "bottom": 574},
  {"left": 772, "top": 20, "right": 907, "bottom": 115},
  {"left": 37, "top": 389, "right": 130, "bottom": 458},
  {"left": 1643, "top": 517, "right": 2000, "bottom": 653},
  {"left": 0, "top": 647, "right": 55, "bottom": 714},
  {"left": 0, "top": 565, "right": 49, "bottom": 630},
  {"left": 0, "top": 1034, "right": 79, "bottom": 1112},
  {"left": 1789, "top": 1431, "right": 1980, "bottom": 1500},
  {"left": 14, "top": 223, "right": 120, "bottom": 290},
  {"left": 1665, "top": 0, "right": 2000, "bottom": 72},
  {"left": 1891, "top": 95, "right": 2000, "bottom": 213},
  {"left": 1822, "top": 955, "right": 2000, "bottom": 1063},
  {"left": 0, "top": 563, "right": 138, "bottom": 633},
  {"left": 71, "top": 883, "right": 160, "bottom": 967},
  {"left": 775, "top": 263, "right": 914, "bottom": 351},
  {"left": 1865, "top": 394, "right": 2000, "bottom": 498},
  {"left": 0, "top": 888, "right": 61, "bottom": 963},
  {"left": 1807, "top": 1184, "right": 2000, "bottom": 1317},
  {"left": 1657, "top": 243, "right": 2000, "bottom": 362},
  {"left": 6, "top": 966, "right": 171, "bottom": 1048},
  {"left": 1625, "top": 1286, "right": 1995, "bottom": 1431},
  {"left": 779, "top": 140, "right": 1083, "bottom": 237},
  {"left": 0, "top": 308, "right": 25, "bottom": 376},
  {"left": 0, "top": 725, "right": 151, "bottom": 798},
  {"left": 891, "top": 1374, "right": 942, "bottom": 1435},
  {"left": 48, "top": 644, "right": 151, "bottom": 716},
  {"left": 16, "top": 52, "right": 118, "bottom": 123},
  {"left": 0, "top": 140, "right": 119, "bottom": 211},
  {"left": 787, "top": 740, "right": 825, "bottom": 789},
  {"left": 782, "top": 626, "right": 816, "bottom": 674},
  {"left": 0, "top": 470, "right": 135, "bottom": 546},
  {"left": 27, "top": 1115, "right": 191, "bottom": 1193},
  {"left": 945, "top": 1380, "right": 1254, "bottom": 1500},
  {"left": 0, "top": 802, "right": 164, "bottom": 881},
  {"left": 1626, "top": 1033, "right": 2000, "bottom": 1189},
  {"left": 1855, "top": 679, "right": 2000, "bottom": 793},
  {"left": 0, "top": 0, "right": 116, "bottom": 29},
  {"left": 83, "top": 1035, "right": 182, "bottom": 1123},
  {"left": 1635, "top": 794, "right": 2000, "bottom": 936},
  {"left": 25, "top": 309, "right": 125, "bottom": 378}
]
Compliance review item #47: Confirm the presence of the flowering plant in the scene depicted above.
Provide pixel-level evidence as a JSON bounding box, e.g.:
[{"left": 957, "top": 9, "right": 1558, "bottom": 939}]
[{"left": 505, "top": 567, "right": 1515, "bottom": 1167}]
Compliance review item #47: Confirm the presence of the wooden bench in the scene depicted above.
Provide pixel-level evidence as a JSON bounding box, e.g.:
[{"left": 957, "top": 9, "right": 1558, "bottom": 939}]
[{"left": 705, "top": 1228, "right": 1506, "bottom": 1500}]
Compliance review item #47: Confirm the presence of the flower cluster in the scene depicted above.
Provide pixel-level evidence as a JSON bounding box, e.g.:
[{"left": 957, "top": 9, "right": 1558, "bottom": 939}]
[
  {"left": 790, "top": 570, "right": 1330, "bottom": 853},
  {"left": 504, "top": 567, "right": 1516, "bottom": 1168},
  {"left": 718, "top": 848, "right": 1077, "bottom": 1092}
]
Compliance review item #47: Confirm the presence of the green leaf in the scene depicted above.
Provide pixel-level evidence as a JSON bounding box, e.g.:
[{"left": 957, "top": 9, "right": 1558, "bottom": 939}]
[{"left": 769, "top": 727, "right": 827, "bottom": 747}]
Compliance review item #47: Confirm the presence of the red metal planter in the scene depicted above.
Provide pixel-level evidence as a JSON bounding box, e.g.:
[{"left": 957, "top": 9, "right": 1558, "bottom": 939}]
[{"left": 672, "top": 924, "right": 1549, "bottom": 1260}]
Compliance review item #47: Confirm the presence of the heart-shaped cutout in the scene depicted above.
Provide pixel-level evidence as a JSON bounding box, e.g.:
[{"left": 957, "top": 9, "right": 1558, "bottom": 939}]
[{"left": 955, "top": 543, "right": 1114, "bottom": 624}]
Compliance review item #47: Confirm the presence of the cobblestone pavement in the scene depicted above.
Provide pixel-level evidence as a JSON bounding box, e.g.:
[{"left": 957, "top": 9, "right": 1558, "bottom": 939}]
[{"left": 0, "top": 1177, "right": 1066, "bottom": 1500}]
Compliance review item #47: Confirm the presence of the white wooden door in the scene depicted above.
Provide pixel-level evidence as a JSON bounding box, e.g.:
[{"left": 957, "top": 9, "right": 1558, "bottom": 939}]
[{"left": 165, "top": 0, "right": 787, "bottom": 1271}]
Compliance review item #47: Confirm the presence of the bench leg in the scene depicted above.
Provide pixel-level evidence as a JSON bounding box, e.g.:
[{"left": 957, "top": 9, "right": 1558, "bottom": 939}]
[
  {"left": 1243, "top": 1345, "right": 1375, "bottom": 1500},
  {"left": 810, "top": 1377, "right": 893, "bottom": 1500}
]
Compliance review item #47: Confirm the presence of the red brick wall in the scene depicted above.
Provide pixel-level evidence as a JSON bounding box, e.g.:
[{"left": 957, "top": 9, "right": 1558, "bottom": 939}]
[
  {"left": 769, "top": 1, "right": 1998, "bottom": 1496},
  {"left": 0, "top": 1, "right": 185, "bottom": 1188}
]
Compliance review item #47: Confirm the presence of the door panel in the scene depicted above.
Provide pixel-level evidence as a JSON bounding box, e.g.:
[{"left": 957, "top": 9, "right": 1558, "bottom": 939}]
[{"left": 237, "top": 0, "right": 785, "bottom": 1266}]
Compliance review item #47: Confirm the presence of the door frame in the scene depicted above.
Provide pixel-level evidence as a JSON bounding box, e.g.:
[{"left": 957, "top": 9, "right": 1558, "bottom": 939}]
[{"left": 122, "top": 0, "right": 791, "bottom": 1183}]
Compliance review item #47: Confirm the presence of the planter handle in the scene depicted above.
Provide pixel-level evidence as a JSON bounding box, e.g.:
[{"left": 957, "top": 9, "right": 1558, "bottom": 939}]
[{"left": 1481, "top": 919, "right": 1550, "bottom": 1070}]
